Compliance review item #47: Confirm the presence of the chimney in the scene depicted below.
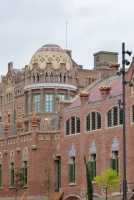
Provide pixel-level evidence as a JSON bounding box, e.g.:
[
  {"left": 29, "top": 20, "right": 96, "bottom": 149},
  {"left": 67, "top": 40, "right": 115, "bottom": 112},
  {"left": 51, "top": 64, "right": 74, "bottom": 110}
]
[
  {"left": 99, "top": 86, "right": 111, "bottom": 101},
  {"left": 80, "top": 92, "right": 90, "bottom": 107},
  {"left": 110, "top": 63, "right": 120, "bottom": 76},
  {"left": 8, "top": 62, "right": 13, "bottom": 72}
]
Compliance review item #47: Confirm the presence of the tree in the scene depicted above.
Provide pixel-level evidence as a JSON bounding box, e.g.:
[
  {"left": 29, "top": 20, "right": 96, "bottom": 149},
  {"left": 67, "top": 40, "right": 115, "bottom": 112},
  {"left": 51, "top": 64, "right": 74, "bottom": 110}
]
[
  {"left": 94, "top": 168, "right": 120, "bottom": 200},
  {"left": 84, "top": 155, "right": 93, "bottom": 200},
  {"left": 42, "top": 158, "right": 55, "bottom": 197}
]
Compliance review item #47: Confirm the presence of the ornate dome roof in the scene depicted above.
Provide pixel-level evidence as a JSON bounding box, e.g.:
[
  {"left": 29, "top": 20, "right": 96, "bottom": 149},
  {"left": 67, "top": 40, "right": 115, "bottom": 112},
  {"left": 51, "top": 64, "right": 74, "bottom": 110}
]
[{"left": 28, "top": 44, "right": 72, "bottom": 71}]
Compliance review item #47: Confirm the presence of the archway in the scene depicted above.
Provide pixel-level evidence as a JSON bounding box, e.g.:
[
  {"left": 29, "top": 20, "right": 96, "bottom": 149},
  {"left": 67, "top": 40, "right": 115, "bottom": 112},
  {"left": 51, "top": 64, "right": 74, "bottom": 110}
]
[{"left": 65, "top": 194, "right": 81, "bottom": 200}]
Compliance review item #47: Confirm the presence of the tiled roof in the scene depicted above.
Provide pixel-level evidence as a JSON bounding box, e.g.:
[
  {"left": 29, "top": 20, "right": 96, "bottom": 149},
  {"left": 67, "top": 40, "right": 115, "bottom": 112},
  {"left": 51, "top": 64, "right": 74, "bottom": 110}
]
[{"left": 65, "top": 75, "right": 122, "bottom": 111}]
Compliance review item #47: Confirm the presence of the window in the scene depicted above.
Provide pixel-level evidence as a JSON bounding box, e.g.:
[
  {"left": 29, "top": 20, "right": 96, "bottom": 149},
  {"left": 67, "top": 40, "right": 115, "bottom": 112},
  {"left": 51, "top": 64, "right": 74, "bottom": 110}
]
[
  {"left": 27, "top": 96, "right": 30, "bottom": 114},
  {"left": 0, "top": 165, "right": 2, "bottom": 187},
  {"left": 86, "top": 112, "right": 101, "bottom": 131},
  {"left": 132, "top": 105, "right": 134, "bottom": 123},
  {"left": 65, "top": 116, "right": 80, "bottom": 135},
  {"left": 50, "top": 73, "right": 54, "bottom": 82},
  {"left": 58, "top": 94, "right": 66, "bottom": 100},
  {"left": 33, "top": 75, "right": 35, "bottom": 83},
  {"left": 45, "top": 73, "right": 49, "bottom": 82},
  {"left": 10, "top": 163, "right": 14, "bottom": 187},
  {"left": 37, "top": 74, "right": 39, "bottom": 82},
  {"left": 58, "top": 73, "right": 62, "bottom": 82},
  {"left": 8, "top": 113, "right": 10, "bottom": 123},
  {"left": 37, "top": 121, "right": 40, "bottom": 130},
  {"left": 86, "top": 78, "right": 91, "bottom": 86},
  {"left": 68, "top": 157, "right": 75, "bottom": 183},
  {"left": 88, "top": 154, "right": 96, "bottom": 181},
  {"left": 0, "top": 96, "right": 3, "bottom": 105},
  {"left": 69, "top": 95, "right": 74, "bottom": 100},
  {"left": 13, "top": 110, "right": 16, "bottom": 122},
  {"left": 25, "top": 122, "right": 29, "bottom": 132},
  {"left": 45, "top": 94, "right": 53, "bottom": 113},
  {"left": 23, "top": 161, "right": 27, "bottom": 186},
  {"left": 96, "top": 56, "right": 99, "bottom": 62},
  {"left": 56, "top": 158, "right": 61, "bottom": 191},
  {"left": 110, "top": 151, "right": 118, "bottom": 173},
  {"left": 33, "top": 94, "right": 40, "bottom": 113},
  {"left": 107, "top": 106, "right": 123, "bottom": 127}
]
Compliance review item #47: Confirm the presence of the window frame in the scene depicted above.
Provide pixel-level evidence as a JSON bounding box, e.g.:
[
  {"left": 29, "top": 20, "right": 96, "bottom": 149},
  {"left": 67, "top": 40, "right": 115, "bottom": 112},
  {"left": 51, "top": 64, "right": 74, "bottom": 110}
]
[
  {"left": 44, "top": 94, "right": 54, "bottom": 113},
  {"left": 107, "top": 106, "right": 123, "bottom": 128},
  {"left": 86, "top": 111, "right": 101, "bottom": 132},
  {"left": 65, "top": 116, "right": 80, "bottom": 136},
  {"left": 33, "top": 94, "right": 40, "bottom": 113}
]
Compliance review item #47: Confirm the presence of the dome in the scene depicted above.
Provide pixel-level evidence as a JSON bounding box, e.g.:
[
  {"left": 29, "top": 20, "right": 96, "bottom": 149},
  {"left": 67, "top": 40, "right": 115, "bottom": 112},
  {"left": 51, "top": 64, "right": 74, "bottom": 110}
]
[{"left": 28, "top": 44, "right": 72, "bottom": 71}]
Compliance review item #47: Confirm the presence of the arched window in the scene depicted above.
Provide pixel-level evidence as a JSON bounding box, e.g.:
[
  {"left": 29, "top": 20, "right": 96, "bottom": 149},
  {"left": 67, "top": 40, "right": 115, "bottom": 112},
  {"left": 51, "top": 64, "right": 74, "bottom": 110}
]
[
  {"left": 65, "top": 116, "right": 80, "bottom": 135},
  {"left": 132, "top": 105, "right": 134, "bottom": 123},
  {"left": 86, "top": 112, "right": 101, "bottom": 131},
  {"left": 37, "top": 73, "right": 39, "bottom": 82},
  {"left": 45, "top": 73, "right": 49, "bottom": 82},
  {"left": 58, "top": 73, "right": 62, "bottom": 83},
  {"left": 50, "top": 73, "right": 53, "bottom": 82},
  {"left": 107, "top": 106, "right": 123, "bottom": 127}
]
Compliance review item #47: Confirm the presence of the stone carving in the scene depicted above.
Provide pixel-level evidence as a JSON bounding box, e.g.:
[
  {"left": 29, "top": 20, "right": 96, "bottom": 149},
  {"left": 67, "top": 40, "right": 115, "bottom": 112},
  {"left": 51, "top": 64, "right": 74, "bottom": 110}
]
[
  {"left": 69, "top": 144, "right": 76, "bottom": 156},
  {"left": 23, "top": 147, "right": 28, "bottom": 160},
  {"left": 3, "top": 110, "right": 10, "bottom": 134},
  {"left": 30, "top": 102, "right": 38, "bottom": 127},
  {"left": 111, "top": 137, "right": 119, "bottom": 149},
  {"left": 15, "top": 105, "right": 23, "bottom": 131},
  {"left": 10, "top": 150, "right": 15, "bottom": 162},
  {"left": 89, "top": 141, "right": 97, "bottom": 153},
  {"left": 45, "top": 134, "right": 50, "bottom": 140},
  {"left": 57, "top": 144, "right": 60, "bottom": 152}
]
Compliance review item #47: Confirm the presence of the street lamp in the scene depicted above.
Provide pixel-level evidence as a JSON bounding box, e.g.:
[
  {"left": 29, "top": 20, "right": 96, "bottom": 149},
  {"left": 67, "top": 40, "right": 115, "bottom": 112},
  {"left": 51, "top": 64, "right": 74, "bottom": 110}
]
[{"left": 117, "top": 43, "right": 132, "bottom": 200}]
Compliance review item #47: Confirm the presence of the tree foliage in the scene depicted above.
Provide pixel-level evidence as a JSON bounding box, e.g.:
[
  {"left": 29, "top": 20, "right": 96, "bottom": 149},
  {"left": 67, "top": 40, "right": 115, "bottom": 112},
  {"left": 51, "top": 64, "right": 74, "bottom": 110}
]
[
  {"left": 94, "top": 168, "right": 120, "bottom": 200},
  {"left": 84, "top": 155, "right": 93, "bottom": 200}
]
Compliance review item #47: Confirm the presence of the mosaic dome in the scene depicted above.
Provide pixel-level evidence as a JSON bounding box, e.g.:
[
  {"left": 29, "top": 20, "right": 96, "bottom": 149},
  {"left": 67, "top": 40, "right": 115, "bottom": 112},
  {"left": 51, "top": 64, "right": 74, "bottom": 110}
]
[{"left": 28, "top": 44, "right": 72, "bottom": 71}]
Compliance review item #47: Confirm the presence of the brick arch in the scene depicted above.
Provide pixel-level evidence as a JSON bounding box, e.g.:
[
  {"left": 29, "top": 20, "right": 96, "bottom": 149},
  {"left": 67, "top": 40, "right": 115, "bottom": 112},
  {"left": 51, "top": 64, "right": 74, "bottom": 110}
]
[{"left": 65, "top": 194, "right": 81, "bottom": 200}]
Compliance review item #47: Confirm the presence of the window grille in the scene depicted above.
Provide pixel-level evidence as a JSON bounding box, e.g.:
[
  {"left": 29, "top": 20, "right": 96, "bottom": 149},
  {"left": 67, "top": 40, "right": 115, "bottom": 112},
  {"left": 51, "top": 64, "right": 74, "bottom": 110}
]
[
  {"left": 65, "top": 116, "right": 80, "bottom": 135},
  {"left": 66, "top": 119, "right": 70, "bottom": 135},
  {"left": 76, "top": 117, "right": 80, "bottom": 133},
  {"left": 107, "top": 106, "right": 123, "bottom": 127},
  {"left": 86, "top": 112, "right": 101, "bottom": 131},
  {"left": 113, "top": 107, "right": 118, "bottom": 126},
  {"left": 23, "top": 161, "right": 27, "bottom": 186},
  {"left": 71, "top": 117, "right": 75, "bottom": 134},
  {"left": 107, "top": 110, "right": 112, "bottom": 127},
  {"left": 86, "top": 78, "right": 91, "bottom": 86},
  {"left": 119, "top": 109, "right": 123, "bottom": 125},
  {"left": 56, "top": 159, "right": 61, "bottom": 190}
]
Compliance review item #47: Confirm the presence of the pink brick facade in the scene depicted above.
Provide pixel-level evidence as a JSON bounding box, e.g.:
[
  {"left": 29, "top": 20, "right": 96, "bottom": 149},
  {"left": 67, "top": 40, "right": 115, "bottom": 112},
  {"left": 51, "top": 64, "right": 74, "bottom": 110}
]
[{"left": 0, "top": 43, "right": 132, "bottom": 200}]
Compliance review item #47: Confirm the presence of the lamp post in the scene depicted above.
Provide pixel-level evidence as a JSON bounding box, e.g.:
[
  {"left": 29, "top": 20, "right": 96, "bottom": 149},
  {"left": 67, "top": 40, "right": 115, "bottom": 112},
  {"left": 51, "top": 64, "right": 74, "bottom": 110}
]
[{"left": 118, "top": 43, "right": 132, "bottom": 200}]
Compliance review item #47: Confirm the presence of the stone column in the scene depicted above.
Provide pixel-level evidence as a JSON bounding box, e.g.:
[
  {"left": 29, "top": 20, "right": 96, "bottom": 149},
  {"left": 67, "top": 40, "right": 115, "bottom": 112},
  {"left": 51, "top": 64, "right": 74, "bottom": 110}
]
[
  {"left": 24, "top": 91, "right": 27, "bottom": 114},
  {"left": 40, "top": 88, "right": 44, "bottom": 113},
  {"left": 29, "top": 90, "right": 33, "bottom": 114},
  {"left": 67, "top": 89, "right": 70, "bottom": 100},
  {"left": 54, "top": 87, "right": 58, "bottom": 113}
]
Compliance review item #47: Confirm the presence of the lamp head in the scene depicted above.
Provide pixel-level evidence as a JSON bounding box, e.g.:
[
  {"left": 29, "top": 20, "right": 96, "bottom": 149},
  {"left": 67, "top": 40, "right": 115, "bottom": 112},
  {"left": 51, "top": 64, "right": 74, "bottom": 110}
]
[
  {"left": 129, "top": 82, "right": 134, "bottom": 87},
  {"left": 123, "top": 59, "right": 130, "bottom": 66},
  {"left": 125, "top": 50, "right": 132, "bottom": 56}
]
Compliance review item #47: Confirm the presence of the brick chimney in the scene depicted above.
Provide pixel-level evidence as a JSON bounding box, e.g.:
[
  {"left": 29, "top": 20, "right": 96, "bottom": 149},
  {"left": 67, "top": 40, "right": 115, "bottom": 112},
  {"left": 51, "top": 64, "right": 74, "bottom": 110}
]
[
  {"left": 99, "top": 86, "right": 111, "bottom": 101},
  {"left": 80, "top": 92, "right": 90, "bottom": 107},
  {"left": 110, "top": 63, "right": 120, "bottom": 76}
]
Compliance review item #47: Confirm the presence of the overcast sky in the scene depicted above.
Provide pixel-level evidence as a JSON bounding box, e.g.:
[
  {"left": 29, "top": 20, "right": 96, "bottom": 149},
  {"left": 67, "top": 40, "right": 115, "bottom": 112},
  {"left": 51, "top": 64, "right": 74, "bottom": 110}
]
[{"left": 0, "top": 0, "right": 134, "bottom": 75}]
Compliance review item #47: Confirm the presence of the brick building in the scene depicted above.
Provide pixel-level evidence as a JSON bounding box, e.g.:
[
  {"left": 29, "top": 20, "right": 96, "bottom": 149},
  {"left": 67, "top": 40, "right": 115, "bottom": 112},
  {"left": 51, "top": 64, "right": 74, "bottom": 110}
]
[{"left": 0, "top": 43, "right": 130, "bottom": 200}]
